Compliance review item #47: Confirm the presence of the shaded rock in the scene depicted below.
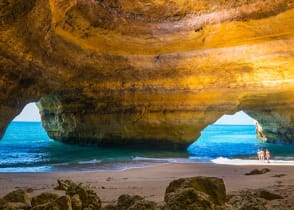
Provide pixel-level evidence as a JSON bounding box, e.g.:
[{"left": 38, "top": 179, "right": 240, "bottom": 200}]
[
  {"left": 227, "top": 192, "right": 267, "bottom": 210},
  {"left": 128, "top": 199, "right": 158, "bottom": 210},
  {"left": 67, "top": 185, "right": 88, "bottom": 206},
  {"left": 71, "top": 194, "right": 82, "bottom": 210},
  {"left": 57, "top": 180, "right": 101, "bottom": 210},
  {"left": 86, "top": 191, "right": 101, "bottom": 210},
  {"left": 116, "top": 194, "right": 144, "bottom": 210},
  {"left": 2, "top": 189, "right": 32, "bottom": 208},
  {"left": 55, "top": 179, "right": 78, "bottom": 191},
  {"left": 164, "top": 187, "right": 214, "bottom": 210},
  {"left": 31, "top": 203, "right": 48, "bottom": 210},
  {"left": 255, "top": 190, "right": 283, "bottom": 200},
  {"left": 245, "top": 168, "right": 270, "bottom": 175},
  {"left": 32, "top": 192, "right": 59, "bottom": 207},
  {"left": 47, "top": 195, "right": 72, "bottom": 210},
  {"left": 102, "top": 204, "right": 118, "bottom": 210},
  {"left": 165, "top": 176, "right": 226, "bottom": 205},
  {"left": 0, "top": 201, "right": 30, "bottom": 210},
  {"left": 105, "top": 194, "right": 158, "bottom": 210},
  {"left": 272, "top": 174, "right": 286, "bottom": 178}
]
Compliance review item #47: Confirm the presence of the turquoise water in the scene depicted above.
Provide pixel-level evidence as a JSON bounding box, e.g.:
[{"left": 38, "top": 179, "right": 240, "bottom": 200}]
[{"left": 0, "top": 122, "right": 293, "bottom": 172}]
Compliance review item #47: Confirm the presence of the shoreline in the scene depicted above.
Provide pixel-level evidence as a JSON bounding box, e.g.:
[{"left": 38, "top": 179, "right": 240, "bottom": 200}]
[
  {"left": 0, "top": 162, "right": 293, "bottom": 205},
  {"left": 1, "top": 157, "right": 294, "bottom": 173}
]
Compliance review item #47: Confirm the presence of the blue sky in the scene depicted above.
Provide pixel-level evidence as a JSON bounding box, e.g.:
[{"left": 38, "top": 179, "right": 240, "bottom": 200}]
[{"left": 13, "top": 103, "right": 254, "bottom": 125}]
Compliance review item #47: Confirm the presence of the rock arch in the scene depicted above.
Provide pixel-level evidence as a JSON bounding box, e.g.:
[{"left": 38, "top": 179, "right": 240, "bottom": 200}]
[{"left": 0, "top": 0, "right": 293, "bottom": 148}]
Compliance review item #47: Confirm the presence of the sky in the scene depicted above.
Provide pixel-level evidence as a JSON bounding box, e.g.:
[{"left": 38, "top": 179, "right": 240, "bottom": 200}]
[
  {"left": 13, "top": 103, "right": 254, "bottom": 125},
  {"left": 13, "top": 103, "right": 41, "bottom": 122}
]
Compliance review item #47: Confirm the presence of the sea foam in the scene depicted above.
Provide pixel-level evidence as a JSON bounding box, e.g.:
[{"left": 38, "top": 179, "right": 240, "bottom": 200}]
[{"left": 211, "top": 157, "right": 294, "bottom": 165}]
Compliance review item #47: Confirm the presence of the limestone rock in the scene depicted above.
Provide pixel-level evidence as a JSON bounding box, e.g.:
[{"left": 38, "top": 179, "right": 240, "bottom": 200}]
[
  {"left": 254, "top": 190, "right": 283, "bottom": 201},
  {"left": 245, "top": 168, "right": 270, "bottom": 176},
  {"left": 45, "top": 195, "right": 72, "bottom": 210},
  {"left": 0, "top": 201, "right": 30, "bottom": 210},
  {"left": 105, "top": 194, "right": 158, "bottom": 210},
  {"left": 31, "top": 192, "right": 59, "bottom": 207},
  {"left": 0, "top": 0, "right": 294, "bottom": 147},
  {"left": 128, "top": 199, "right": 158, "bottom": 210},
  {"left": 116, "top": 194, "right": 144, "bottom": 210},
  {"left": 165, "top": 176, "right": 226, "bottom": 205},
  {"left": 164, "top": 187, "right": 215, "bottom": 210},
  {"left": 102, "top": 204, "right": 118, "bottom": 210},
  {"left": 55, "top": 179, "right": 78, "bottom": 191},
  {"left": 71, "top": 194, "right": 82, "bottom": 210},
  {"left": 2, "top": 189, "right": 32, "bottom": 208},
  {"left": 226, "top": 191, "right": 267, "bottom": 210},
  {"left": 55, "top": 179, "right": 101, "bottom": 210}
]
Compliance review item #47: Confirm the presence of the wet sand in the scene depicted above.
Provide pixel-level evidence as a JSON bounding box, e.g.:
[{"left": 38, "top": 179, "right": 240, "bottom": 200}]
[{"left": 0, "top": 163, "right": 293, "bottom": 206}]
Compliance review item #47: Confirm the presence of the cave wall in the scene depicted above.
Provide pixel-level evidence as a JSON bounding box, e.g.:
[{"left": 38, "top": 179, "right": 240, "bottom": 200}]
[{"left": 0, "top": 0, "right": 293, "bottom": 147}]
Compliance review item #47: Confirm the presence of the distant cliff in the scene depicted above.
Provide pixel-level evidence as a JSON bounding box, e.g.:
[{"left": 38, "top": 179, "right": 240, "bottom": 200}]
[{"left": 1, "top": 0, "right": 293, "bottom": 148}]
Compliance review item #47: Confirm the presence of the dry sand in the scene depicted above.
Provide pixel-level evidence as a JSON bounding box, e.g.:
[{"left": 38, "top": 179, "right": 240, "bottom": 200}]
[{"left": 0, "top": 163, "right": 293, "bottom": 206}]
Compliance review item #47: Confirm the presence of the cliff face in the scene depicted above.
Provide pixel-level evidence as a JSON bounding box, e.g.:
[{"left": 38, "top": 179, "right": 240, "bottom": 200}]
[{"left": 0, "top": 0, "right": 293, "bottom": 148}]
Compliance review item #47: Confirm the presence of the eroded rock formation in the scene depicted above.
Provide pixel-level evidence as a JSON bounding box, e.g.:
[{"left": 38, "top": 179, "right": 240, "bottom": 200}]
[{"left": 0, "top": 0, "right": 293, "bottom": 147}]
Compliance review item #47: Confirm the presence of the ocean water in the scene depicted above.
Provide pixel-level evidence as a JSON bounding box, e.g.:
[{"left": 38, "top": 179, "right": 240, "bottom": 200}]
[{"left": 0, "top": 122, "right": 293, "bottom": 172}]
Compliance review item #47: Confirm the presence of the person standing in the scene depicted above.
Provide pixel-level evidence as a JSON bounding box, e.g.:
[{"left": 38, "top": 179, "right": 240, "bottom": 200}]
[
  {"left": 260, "top": 150, "right": 265, "bottom": 161},
  {"left": 257, "top": 149, "right": 261, "bottom": 160},
  {"left": 265, "top": 149, "right": 271, "bottom": 163}
]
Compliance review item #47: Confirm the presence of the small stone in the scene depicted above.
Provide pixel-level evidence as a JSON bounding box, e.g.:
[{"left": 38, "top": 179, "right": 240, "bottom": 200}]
[
  {"left": 255, "top": 190, "right": 283, "bottom": 200},
  {"left": 272, "top": 174, "right": 286, "bottom": 178},
  {"left": 245, "top": 168, "right": 270, "bottom": 175}
]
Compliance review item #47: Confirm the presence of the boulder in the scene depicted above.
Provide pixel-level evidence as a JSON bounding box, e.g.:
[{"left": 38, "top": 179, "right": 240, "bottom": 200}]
[
  {"left": 165, "top": 176, "right": 226, "bottom": 205},
  {"left": 32, "top": 192, "right": 59, "bottom": 207},
  {"left": 2, "top": 189, "right": 32, "bottom": 208},
  {"left": 55, "top": 179, "right": 101, "bottom": 210},
  {"left": 164, "top": 187, "right": 214, "bottom": 210},
  {"left": 102, "top": 204, "right": 118, "bottom": 210},
  {"left": 226, "top": 193, "right": 267, "bottom": 210},
  {"left": 105, "top": 194, "right": 158, "bottom": 210},
  {"left": 128, "top": 199, "right": 158, "bottom": 210},
  {"left": 71, "top": 194, "right": 82, "bottom": 210},
  {"left": 0, "top": 201, "right": 30, "bottom": 210},
  {"left": 116, "top": 194, "right": 144, "bottom": 210},
  {"left": 37, "top": 195, "right": 72, "bottom": 210}
]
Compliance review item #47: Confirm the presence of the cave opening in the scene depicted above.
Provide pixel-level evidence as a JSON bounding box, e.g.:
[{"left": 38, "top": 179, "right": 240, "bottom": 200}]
[
  {"left": 187, "top": 111, "right": 262, "bottom": 161},
  {"left": 2, "top": 102, "right": 47, "bottom": 140},
  {"left": 0, "top": 103, "right": 54, "bottom": 171}
]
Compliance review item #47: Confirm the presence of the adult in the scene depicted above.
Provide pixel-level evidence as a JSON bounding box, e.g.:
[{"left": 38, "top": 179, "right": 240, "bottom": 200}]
[
  {"left": 265, "top": 149, "right": 271, "bottom": 163},
  {"left": 257, "top": 149, "right": 261, "bottom": 160},
  {"left": 260, "top": 150, "right": 265, "bottom": 161}
]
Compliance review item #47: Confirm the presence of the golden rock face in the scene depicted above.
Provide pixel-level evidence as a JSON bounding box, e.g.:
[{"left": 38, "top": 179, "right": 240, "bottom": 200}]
[{"left": 0, "top": 0, "right": 293, "bottom": 148}]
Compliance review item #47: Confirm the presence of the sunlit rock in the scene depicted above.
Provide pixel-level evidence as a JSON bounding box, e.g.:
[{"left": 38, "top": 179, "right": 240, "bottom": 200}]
[{"left": 0, "top": 0, "right": 293, "bottom": 147}]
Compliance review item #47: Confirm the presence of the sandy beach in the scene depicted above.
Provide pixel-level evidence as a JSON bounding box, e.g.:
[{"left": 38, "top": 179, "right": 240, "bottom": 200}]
[{"left": 0, "top": 162, "right": 293, "bottom": 208}]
